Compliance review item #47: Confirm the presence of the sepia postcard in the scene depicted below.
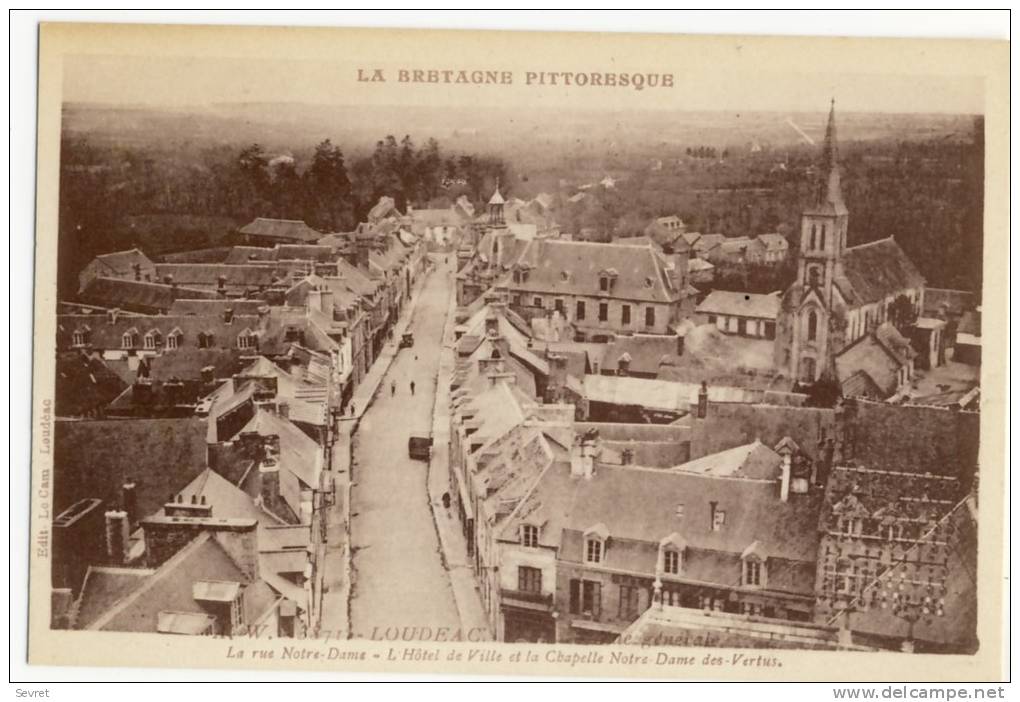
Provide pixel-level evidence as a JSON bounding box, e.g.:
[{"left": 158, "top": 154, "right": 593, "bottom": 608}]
[{"left": 28, "top": 21, "right": 1008, "bottom": 680}]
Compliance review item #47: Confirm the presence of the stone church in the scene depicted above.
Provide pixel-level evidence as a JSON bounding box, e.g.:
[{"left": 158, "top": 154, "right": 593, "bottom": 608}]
[{"left": 775, "top": 102, "right": 926, "bottom": 395}]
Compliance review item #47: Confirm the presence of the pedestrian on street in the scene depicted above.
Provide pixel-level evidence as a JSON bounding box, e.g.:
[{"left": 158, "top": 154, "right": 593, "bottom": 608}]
[
  {"left": 349, "top": 403, "right": 355, "bottom": 416},
  {"left": 391, "top": 380, "right": 396, "bottom": 397},
  {"left": 410, "top": 380, "right": 416, "bottom": 396}
]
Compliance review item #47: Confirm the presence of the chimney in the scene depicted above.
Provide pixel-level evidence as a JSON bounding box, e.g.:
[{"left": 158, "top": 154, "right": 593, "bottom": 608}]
[
  {"left": 217, "top": 275, "right": 227, "bottom": 292},
  {"left": 257, "top": 304, "right": 270, "bottom": 324},
  {"left": 545, "top": 352, "right": 568, "bottom": 403},
  {"left": 108, "top": 308, "right": 120, "bottom": 324},
  {"left": 307, "top": 286, "right": 323, "bottom": 313},
  {"left": 780, "top": 453, "right": 791, "bottom": 502},
  {"left": 201, "top": 365, "right": 215, "bottom": 384},
  {"left": 121, "top": 480, "right": 138, "bottom": 528},
  {"left": 708, "top": 501, "right": 718, "bottom": 531},
  {"left": 697, "top": 381, "right": 708, "bottom": 419},
  {"left": 164, "top": 493, "right": 213, "bottom": 518},
  {"left": 104, "top": 510, "right": 130, "bottom": 564},
  {"left": 132, "top": 378, "right": 154, "bottom": 405},
  {"left": 163, "top": 274, "right": 174, "bottom": 286},
  {"left": 570, "top": 428, "right": 600, "bottom": 479},
  {"left": 320, "top": 285, "right": 334, "bottom": 315},
  {"left": 676, "top": 333, "right": 685, "bottom": 356},
  {"left": 223, "top": 307, "right": 234, "bottom": 324},
  {"left": 259, "top": 456, "right": 281, "bottom": 513}
]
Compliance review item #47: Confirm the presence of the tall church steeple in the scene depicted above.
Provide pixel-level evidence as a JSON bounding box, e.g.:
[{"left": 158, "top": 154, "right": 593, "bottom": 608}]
[
  {"left": 788, "top": 99, "right": 851, "bottom": 384},
  {"left": 813, "top": 99, "right": 847, "bottom": 215}
]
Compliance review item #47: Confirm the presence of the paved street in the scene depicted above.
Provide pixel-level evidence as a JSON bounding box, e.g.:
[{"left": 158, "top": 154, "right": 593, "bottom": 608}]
[{"left": 348, "top": 258, "right": 461, "bottom": 639}]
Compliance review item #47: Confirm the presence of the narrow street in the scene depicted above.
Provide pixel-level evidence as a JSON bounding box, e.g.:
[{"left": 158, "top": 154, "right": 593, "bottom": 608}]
[{"left": 348, "top": 258, "right": 461, "bottom": 639}]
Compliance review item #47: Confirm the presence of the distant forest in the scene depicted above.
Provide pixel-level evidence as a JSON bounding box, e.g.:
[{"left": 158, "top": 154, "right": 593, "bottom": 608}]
[
  {"left": 57, "top": 134, "right": 506, "bottom": 297},
  {"left": 58, "top": 115, "right": 984, "bottom": 299},
  {"left": 561, "top": 117, "right": 985, "bottom": 295}
]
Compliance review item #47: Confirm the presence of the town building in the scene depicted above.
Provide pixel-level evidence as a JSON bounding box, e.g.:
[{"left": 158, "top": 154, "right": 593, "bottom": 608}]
[
  {"left": 774, "top": 102, "right": 928, "bottom": 390},
  {"left": 696, "top": 290, "right": 781, "bottom": 340}
]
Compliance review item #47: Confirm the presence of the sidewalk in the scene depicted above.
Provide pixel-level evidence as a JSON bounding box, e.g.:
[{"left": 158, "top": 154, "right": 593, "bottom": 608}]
[{"left": 426, "top": 277, "right": 493, "bottom": 640}]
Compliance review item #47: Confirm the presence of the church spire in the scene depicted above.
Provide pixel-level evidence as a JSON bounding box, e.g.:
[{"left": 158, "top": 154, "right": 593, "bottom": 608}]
[{"left": 813, "top": 98, "right": 847, "bottom": 214}]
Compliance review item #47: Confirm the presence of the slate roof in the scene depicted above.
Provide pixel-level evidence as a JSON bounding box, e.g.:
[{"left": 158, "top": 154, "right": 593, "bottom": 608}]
[
  {"left": 154, "top": 264, "right": 288, "bottom": 289},
  {"left": 168, "top": 299, "right": 268, "bottom": 316},
  {"left": 501, "top": 239, "right": 681, "bottom": 304},
  {"left": 239, "top": 410, "right": 322, "bottom": 491},
  {"left": 75, "top": 566, "right": 154, "bottom": 629},
  {"left": 836, "top": 326, "right": 911, "bottom": 400},
  {"left": 146, "top": 348, "right": 247, "bottom": 382},
  {"left": 697, "top": 290, "right": 781, "bottom": 320},
  {"left": 85, "top": 532, "right": 279, "bottom": 633},
  {"left": 90, "top": 249, "right": 155, "bottom": 276},
  {"left": 583, "top": 374, "right": 762, "bottom": 413},
  {"left": 57, "top": 312, "right": 265, "bottom": 352},
  {"left": 836, "top": 238, "right": 925, "bottom": 306},
  {"left": 54, "top": 351, "right": 128, "bottom": 417},
  {"left": 502, "top": 462, "right": 822, "bottom": 590},
  {"left": 673, "top": 440, "right": 784, "bottom": 480},
  {"left": 756, "top": 233, "right": 789, "bottom": 251},
  {"left": 79, "top": 277, "right": 219, "bottom": 313},
  {"left": 239, "top": 218, "right": 321, "bottom": 243},
  {"left": 691, "top": 402, "right": 835, "bottom": 464},
  {"left": 600, "top": 334, "right": 682, "bottom": 376},
  {"left": 54, "top": 417, "right": 209, "bottom": 523}
]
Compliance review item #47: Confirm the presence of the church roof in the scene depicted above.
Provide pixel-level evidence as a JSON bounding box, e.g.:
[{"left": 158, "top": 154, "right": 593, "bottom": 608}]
[{"left": 837, "top": 237, "right": 925, "bottom": 306}]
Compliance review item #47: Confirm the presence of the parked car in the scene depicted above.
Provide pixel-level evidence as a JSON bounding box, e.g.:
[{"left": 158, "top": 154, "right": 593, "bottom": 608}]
[
  {"left": 408, "top": 435, "right": 433, "bottom": 461},
  {"left": 399, "top": 332, "right": 415, "bottom": 348}
]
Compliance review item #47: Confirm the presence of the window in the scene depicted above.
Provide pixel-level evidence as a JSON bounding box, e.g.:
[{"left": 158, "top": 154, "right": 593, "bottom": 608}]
[
  {"left": 663, "top": 549, "right": 681, "bottom": 575},
  {"left": 645, "top": 307, "right": 656, "bottom": 328},
  {"left": 121, "top": 330, "right": 137, "bottom": 349},
  {"left": 522, "top": 524, "right": 539, "bottom": 548},
  {"left": 810, "top": 224, "right": 817, "bottom": 250},
  {"left": 518, "top": 566, "right": 542, "bottom": 594},
  {"left": 712, "top": 510, "right": 726, "bottom": 531},
  {"left": 554, "top": 299, "right": 565, "bottom": 315},
  {"left": 675, "top": 504, "right": 685, "bottom": 519},
  {"left": 598, "top": 302, "right": 608, "bottom": 322},
  {"left": 237, "top": 332, "right": 256, "bottom": 350},
  {"left": 599, "top": 276, "right": 609, "bottom": 292},
  {"left": 71, "top": 329, "right": 89, "bottom": 348},
  {"left": 198, "top": 332, "right": 214, "bottom": 349},
  {"left": 167, "top": 332, "right": 181, "bottom": 350},
  {"left": 743, "top": 559, "right": 763, "bottom": 587},
  {"left": 533, "top": 296, "right": 543, "bottom": 309},
  {"left": 144, "top": 331, "right": 161, "bottom": 350},
  {"left": 621, "top": 304, "right": 631, "bottom": 325},
  {"left": 618, "top": 584, "right": 641, "bottom": 619},
  {"left": 569, "top": 579, "right": 602, "bottom": 617},
  {"left": 576, "top": 300, "right": 586, "bottom": 320},
  {"left": 807, "top": 311, "right": 818, "bottom": 342},
  {"left": 585, "top": 538, "right": 603, "bottom": 564},
  {"left": 707, "top": 315, "right": 716, "bottom": 325}
]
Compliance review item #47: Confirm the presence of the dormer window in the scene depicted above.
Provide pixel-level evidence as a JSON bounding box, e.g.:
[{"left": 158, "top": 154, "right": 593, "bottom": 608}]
[
  {"left": 198, "top": 332, "right": 214, "bottom": 349},
  {"left": 237, "top": 329, "right": 257, "bottom": 350},
  {"left": 167, "top": 329, "right": 182, "bottom": 350},
  {"left": 522, "top": 524, "right": 540, "bottom": 548},
  {"left": 121, "top": 328, "right": 139, "bottom": 349},
  {"left": 741, "top": 541, "right": 768, "bottom": 588},
  {"left": 712, "top": 509, "right": 726, "bottom": 532},
  {"left": 600, "top": 276, "right": 610, "bottom": 292},
  {"left": 583, "top": 523, "right": 609, "bottom": 564},
  {"left": 144, "top": 329, "right": 162, "bottom": 350},
  {"left": 659, "top": 533, "right": 685, "bottom": 576},
  {"left": 743, "top": 560, "right": 763, "bottom": 587},
  {"left": 71, "top": 326, "right": 91, "bottom": 348}
]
